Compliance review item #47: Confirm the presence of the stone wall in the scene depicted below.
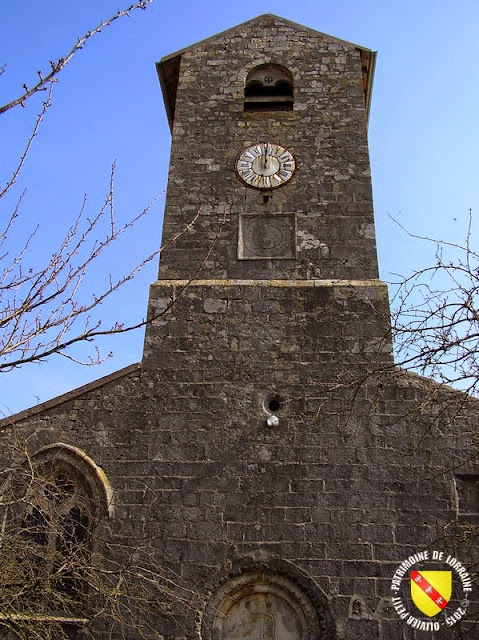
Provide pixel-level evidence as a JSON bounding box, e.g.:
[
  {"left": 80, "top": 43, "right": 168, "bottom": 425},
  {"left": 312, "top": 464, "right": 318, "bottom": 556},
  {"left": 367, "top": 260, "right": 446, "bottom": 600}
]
[{"left": 2, "top": 277, "right": 477, "bottom": 638}]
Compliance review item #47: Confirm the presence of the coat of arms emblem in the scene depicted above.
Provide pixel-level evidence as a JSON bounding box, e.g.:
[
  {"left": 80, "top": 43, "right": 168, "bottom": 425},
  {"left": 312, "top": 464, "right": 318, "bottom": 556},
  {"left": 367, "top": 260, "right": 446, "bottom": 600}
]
[{"left": 410, "top": 570, "right": 452, "bottom": 617}]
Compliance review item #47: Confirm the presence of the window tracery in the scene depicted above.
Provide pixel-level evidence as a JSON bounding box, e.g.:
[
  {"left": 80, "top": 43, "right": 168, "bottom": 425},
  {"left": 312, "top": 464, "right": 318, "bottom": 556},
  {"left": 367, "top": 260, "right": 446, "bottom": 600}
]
[
  {"left": 20, "top": 461, "right": 92, "bottom": 595},
  {"left": 1, "top": 443, "right": 113, "bottom": 624}
]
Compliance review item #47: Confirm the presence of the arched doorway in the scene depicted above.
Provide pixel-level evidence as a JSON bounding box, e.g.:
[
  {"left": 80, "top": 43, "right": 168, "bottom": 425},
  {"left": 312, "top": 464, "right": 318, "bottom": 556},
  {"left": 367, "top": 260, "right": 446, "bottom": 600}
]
[{"left": 203, "top": 570, "right": 335, "bottom": 640}]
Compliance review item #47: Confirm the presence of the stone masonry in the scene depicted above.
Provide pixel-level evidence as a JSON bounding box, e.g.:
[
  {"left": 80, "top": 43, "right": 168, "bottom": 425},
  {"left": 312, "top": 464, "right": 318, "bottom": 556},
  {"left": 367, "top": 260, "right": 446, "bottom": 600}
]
[{"left": 1, "top": 14, "right": 478, "bottom": 640}]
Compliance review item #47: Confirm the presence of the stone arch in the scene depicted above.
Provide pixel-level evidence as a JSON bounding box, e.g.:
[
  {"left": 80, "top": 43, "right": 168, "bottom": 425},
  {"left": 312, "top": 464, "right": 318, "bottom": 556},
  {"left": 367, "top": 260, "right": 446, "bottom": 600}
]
[
  {"left": 201, "top": 561, "right": 335, "bottom": 640},
  {"left": 16, "top": 443, "right": 114, "bottom": 598},
  {"left": 30, "top": 442, "right": 114, "bottom": 519},
  {"left": 244, "top": 63, "right": 294, "bottom": 112}
]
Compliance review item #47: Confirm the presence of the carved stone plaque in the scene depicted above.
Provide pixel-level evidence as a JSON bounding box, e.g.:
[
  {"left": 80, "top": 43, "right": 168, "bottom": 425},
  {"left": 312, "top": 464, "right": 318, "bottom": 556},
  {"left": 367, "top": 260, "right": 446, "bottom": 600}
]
[
  {"left": 204, "top": 571, "right": 322, "bottom": 640},
  {"left": 238, "top": 214, "right": 296, "bottom": 260},
  {"left": 215, "top": 592, "right": 303, "bottom": 640}
]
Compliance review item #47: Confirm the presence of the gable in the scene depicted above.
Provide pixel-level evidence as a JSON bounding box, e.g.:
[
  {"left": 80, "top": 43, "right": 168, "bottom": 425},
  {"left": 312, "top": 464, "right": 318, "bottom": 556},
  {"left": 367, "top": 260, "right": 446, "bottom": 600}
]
[{"left": 157, "top": 14, "right": 376, "bottom": 129}]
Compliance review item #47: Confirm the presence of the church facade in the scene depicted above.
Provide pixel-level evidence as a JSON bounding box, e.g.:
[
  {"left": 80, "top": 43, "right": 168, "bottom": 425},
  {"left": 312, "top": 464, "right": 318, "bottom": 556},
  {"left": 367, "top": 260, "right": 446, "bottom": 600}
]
[{"left": 1, "top": 15, "right": 477, "bottom": 640}]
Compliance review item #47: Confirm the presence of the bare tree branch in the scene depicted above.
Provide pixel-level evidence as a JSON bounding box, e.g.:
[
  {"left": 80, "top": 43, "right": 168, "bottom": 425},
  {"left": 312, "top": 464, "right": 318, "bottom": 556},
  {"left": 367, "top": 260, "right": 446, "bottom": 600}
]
[
  {"left": 0, "top": 83, "right": 54, "bottom": 199},
  {"left": 389, "top": 209, "right": 479, "bottom": 395},
  {"left": 0, "top": 1, "right": 154, "bottom": 116}
]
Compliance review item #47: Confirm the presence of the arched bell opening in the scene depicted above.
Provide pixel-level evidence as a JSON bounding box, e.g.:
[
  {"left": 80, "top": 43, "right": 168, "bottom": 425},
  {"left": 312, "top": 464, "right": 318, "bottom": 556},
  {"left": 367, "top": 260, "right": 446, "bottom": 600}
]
[{"left": 244, "top": 64, "right": 294, "bottom": 112}]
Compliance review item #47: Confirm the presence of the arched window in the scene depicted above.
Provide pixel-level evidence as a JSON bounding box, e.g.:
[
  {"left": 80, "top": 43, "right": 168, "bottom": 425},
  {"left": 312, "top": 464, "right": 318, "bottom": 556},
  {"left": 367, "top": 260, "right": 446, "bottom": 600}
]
[
  {"left": 6, "top": 444, "right": 113, "bottom": 620},
  {"left": 20, "top": 459, "right": 93, "bottom": 594},
  {"left": 0, "top": 444, "right": 115, "bottom": 635},
  {"left": 244, "top": 64, "right": 294, "bottom": 112}
]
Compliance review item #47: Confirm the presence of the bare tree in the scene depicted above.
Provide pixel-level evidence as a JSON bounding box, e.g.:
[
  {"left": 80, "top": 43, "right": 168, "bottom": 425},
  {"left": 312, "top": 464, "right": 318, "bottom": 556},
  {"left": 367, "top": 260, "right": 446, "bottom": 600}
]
[
  {"left": 1, "top": 2, "right": 161, "bottom": 373},
  {"left": 0, "top": 436, "right": 200, "bottom": 639},
  {"left": 390, "top": 210, "right": 479, "bottom": 396},
  {"left": 0, "top": 165, "right": 161, "bottom": 372}
]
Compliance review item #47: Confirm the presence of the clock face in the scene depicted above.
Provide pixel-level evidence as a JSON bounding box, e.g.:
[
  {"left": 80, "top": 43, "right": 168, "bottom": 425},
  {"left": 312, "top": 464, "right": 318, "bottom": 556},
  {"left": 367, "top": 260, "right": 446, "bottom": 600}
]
[{"left": 235, "top": 142, "right": 296, "bottom": 190}]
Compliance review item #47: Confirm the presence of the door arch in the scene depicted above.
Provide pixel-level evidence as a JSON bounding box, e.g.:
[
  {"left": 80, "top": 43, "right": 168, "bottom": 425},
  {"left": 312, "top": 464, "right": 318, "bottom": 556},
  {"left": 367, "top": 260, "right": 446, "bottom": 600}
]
[{"left": 202, "top": 569, "right": 335, "bottom": 640}]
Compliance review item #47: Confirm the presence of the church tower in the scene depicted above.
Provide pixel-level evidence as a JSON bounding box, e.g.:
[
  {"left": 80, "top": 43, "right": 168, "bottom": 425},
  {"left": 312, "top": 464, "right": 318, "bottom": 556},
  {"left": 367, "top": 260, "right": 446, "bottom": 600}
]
[
  {"left": 144, "top": 13, "right": 392, "bottom": 391},
  {"left": 142, "top": 14, "right": 392, "bottom": 640},
  {"left": 3, "top": 13, "right": 477, "bottom": 640}
]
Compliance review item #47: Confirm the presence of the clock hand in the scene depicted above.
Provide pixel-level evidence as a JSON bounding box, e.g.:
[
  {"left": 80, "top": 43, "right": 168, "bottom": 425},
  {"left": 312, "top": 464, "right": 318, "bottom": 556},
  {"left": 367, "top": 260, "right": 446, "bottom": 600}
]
[{"left": 264, "top": 142, "right": 269, "bottom": 170}]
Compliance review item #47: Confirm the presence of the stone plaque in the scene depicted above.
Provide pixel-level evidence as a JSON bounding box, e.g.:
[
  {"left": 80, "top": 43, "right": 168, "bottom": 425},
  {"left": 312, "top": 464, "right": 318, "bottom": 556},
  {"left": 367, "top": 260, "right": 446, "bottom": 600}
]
[
  {"left": 215, "top": 592, "right": 303, "bottom": 640},
  {"left": 204, "top": 571, "right": 322, "bottom": 640},
  {"left": 238, "top": 214, "right": 296, "bottom": 260}
]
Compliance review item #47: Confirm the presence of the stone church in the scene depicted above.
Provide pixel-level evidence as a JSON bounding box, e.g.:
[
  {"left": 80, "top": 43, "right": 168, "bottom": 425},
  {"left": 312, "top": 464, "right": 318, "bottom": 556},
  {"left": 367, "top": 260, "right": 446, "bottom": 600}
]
[{"left": 1, "top": 14, "right": 477, "bottom": 640}]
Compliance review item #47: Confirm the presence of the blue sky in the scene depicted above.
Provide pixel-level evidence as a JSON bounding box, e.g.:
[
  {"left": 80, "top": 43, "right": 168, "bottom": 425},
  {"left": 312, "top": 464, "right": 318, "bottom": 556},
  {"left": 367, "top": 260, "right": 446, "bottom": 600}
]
[{"left": 1, "top": 1, "right": 479, "bottom": 415}]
